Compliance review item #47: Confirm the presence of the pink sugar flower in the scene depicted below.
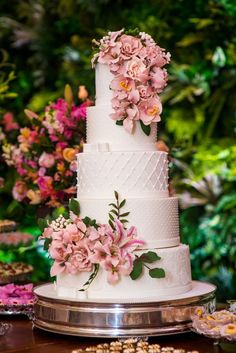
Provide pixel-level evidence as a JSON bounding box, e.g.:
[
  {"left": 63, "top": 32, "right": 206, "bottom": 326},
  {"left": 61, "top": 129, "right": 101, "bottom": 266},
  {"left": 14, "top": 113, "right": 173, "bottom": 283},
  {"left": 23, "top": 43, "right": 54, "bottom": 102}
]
[
  {"left": 139, "top": 96, "right": 162, "bottom": 125},
  {"left": 38, "top": 152, "right": 55, "bottom": 168},
  {"left": 150, "top": 67, "right": 168, "bottom": 92},
  {"left": 124, "top": 58, "right": 149, "bottom": 82},
  {"left": 110, "top": 75, "right": 135, "bottom": 94},
  {"left": 62, "top": 223, "right": 85, "bottom": 243},
  {"left": 123, "top": 104, "right": 140, "bottom": 133},
  {"left": 119, "top": 34, "right": 143, "bottom": 60},
  {"left": 137, "top": 85, "right": 153, "bottom": 100}
]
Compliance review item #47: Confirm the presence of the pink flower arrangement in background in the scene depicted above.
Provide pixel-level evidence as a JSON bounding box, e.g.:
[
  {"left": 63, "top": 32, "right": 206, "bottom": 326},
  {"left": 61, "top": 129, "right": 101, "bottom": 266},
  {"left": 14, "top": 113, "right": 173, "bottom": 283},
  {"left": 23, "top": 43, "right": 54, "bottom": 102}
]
[
  {"left": 0, "top": 283, "right": 35, "bottom": 305},
  {"left": 3, "top": 86, "right": 92, "bottom": 207},
  {"left": 93, "top": 29, "right": 170, "bottom": 134},
  {"left": 40, "top": 213, "right": 144, "bottom": 285}
]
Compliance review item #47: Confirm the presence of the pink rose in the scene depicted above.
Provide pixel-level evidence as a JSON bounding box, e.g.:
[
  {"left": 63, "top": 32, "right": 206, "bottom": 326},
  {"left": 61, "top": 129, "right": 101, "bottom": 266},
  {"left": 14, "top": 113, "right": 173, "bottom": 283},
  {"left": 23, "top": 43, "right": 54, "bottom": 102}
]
[
  {"left": 120, "top": 34, "right": 142, "bottom": 60},
  {"left": 150, "top": 67, "right": 168, "bottom": 92},
  {"left": 39, "top": 152, "right": 55, "bottom": 168},
  {"left": 146, "top": 46, "right": 171, "bottom": 67},
  {"left": 137, "top": 85, "right": 153, "bottom": 100},
  {"left": 62, "top": 223, "right": 85, "bottom": 243},
  {"left": 12, "top": 181, "right": 28, "bottom": 201},
  {"left": 71, "top": 240, "right": 93, "bottom": 272},
  {"left": 139, "top": 97, "right": 162, "bottom": 125},
  {"left": 125, "top": 58, "right": 149, "bottom": 82}
]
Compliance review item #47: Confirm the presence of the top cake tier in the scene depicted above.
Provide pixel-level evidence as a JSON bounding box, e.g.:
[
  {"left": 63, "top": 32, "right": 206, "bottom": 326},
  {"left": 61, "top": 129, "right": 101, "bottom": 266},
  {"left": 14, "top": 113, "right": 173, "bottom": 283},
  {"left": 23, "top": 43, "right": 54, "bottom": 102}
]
[{"left": 85, "top": 64, "right": 157, "bottom": 152}]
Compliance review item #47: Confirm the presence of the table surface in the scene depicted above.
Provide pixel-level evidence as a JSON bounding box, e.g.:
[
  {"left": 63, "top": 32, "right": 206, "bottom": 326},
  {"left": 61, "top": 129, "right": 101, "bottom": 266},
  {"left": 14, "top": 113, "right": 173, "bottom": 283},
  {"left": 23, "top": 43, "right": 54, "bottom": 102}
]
[{"left": 1, "top": 315, "right": 235, "bottom": 353}]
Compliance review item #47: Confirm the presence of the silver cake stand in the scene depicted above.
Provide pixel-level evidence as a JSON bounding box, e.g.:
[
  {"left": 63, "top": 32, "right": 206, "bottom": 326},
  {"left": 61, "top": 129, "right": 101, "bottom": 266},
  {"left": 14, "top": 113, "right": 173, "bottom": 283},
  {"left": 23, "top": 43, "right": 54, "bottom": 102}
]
[{"left": 33, "top": 281, "right": 216, "bottom": 338}]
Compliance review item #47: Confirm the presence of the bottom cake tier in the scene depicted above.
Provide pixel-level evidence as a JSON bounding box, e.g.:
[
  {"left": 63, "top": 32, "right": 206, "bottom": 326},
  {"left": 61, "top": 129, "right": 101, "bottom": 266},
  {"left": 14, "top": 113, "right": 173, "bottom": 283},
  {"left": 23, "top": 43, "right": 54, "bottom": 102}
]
[{"left": 56, "top": 244, "right": 192, "bottom": 301}]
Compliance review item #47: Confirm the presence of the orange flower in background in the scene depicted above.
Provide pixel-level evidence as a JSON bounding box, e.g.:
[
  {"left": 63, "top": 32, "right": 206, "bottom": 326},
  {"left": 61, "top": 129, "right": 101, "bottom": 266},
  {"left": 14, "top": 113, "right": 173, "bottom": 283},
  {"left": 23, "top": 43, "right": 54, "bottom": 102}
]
[
  {"left": 63, "top": 148, "right": 78, "bottom": 162},
  {"left": 27, "top": 190, "right": 42, "bottom": 205},
  {"left": 78, "top": 85, "right": 88, "bottom": 100}
]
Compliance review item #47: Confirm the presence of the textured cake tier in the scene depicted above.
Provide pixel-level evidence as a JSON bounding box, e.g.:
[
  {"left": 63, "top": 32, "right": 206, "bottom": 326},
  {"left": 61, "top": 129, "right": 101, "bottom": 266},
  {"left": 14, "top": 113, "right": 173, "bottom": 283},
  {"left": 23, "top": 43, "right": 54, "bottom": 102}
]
[
  {"left": 77, "top": 151, "right": 169, "bottom": 199},
  {"left": 56, "top": 244, "right": 192, "bottom": 301},
  {"left": 78, "top": 197, "right": 180, "bottom": 248}
]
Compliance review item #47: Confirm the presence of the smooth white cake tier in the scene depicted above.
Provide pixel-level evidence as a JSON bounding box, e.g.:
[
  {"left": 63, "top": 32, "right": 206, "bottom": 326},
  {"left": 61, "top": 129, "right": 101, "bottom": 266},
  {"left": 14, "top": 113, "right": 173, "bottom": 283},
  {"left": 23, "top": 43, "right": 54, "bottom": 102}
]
[
  {"left": 86, "top": 105, "right": 157, "bottom": 152},
  {"left": 77, "top": 151, "right": 169, "bottom": 199},
  {"left": 87, "top": 64, "right": 158, "bottom": 152},
  {"left": 56, "top": 244, "right": 192, "bottom": 301},
  {"left": 78, "top": 197, "right": 179, "bottom": 248},
  {"left": 95, "top": 63, "right": 114, "bottom": 105}
]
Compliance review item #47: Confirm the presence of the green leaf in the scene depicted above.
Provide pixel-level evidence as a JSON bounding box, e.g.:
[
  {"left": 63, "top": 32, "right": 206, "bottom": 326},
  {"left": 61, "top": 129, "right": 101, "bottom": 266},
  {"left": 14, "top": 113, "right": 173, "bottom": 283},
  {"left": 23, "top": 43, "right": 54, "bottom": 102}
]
[
  {"left": 120, "top": 219, "right": 128, "bottom": 224},
  {"left": 130, "top": 259, "right": 143, "bottom": 280},
  {"left": 119, "top": 212, "right": 130, "bottom": 217},
  {"left": 116, "top": 120, "right": 123, "bottom": 126},
  {"left": 110, "top": 209, "right": 119, "bottom": 216},
  {"left": 119, "top": 199, "right": 126, "bottom": 208},
  {"left": 149, "top": 268, "right": 165, "bottom": 278},
  {"left": 43, "top": 237, "right": 52, "bottom": 251},
  {"left": 79, "top": 264, "right": 99, "bottom": 291},
  {"left": 109, "top": 213, "right": 115, "bottom": 221},
  {"left": 108, "top": 203, "right": 118, "bottom": 209},
  {"left": 114, "top": 191, "right": 119, "bottom": 200},
  {"left": 69, "top": 199, "right": 80, "bottom": 216},
  {"left": 216, "top": 194, "right": 236, "bottom": 212},
  {"left": 82, "top": 216, "right": 97, "bottom": 228},
  {"left": 140, "top": 251, "right": 161, "bottom": 263},
  {"left": 52, "top": 207, "right": 66, "bottom": 220},
  {"left": 38, "top": 218, "right": 48, "bottom": 232},
  {"left": 140, "top": 120, "right": 151, "bottom": 136},
  {"left": 109, "top": 219, "right": 115, "bottom": 229}
]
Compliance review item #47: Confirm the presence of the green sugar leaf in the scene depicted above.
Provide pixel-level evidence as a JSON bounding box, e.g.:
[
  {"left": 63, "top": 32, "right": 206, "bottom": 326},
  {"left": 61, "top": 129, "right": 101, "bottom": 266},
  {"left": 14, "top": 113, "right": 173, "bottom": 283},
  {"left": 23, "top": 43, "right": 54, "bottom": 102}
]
[
  {"left": 43, "top": 237, "right": 52, "bottom": 251},
  {"left": 140, "top": 120, "right": 151, "bottom": 136},
  {"left": 110, "top": 209, "right": 119, "bottom": 216},
  {"left": 109, "top": 213, "right": 115, "bottom": 221},
  {"left": 119, "top": 199, "right": 126, "bottom": 208},
  {"left": 149, "top": 268, "right": 165, "bottom": 278},
  {"left": 69, "top": 199, "right": 80, "bottom": 216},
  {"left": 130, "top": 259, "right": 143, "bottom": 280},
  {"left": 140, "top": 251, "right": 161, "bottom": 263},
  {"left": 116, "top": 120, "right": 123, "bottom": 126},
  {"left": 108, "top": 203, "right": 118, "bottom": 209},
  {"left": 119, "top": 212, "right": 130, "bottom": 217}
]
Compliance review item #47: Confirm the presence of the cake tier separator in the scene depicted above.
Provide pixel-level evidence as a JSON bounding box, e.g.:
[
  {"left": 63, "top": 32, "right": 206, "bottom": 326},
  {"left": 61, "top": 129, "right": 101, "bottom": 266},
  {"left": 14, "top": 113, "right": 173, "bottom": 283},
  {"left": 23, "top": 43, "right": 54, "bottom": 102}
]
[{"left": 33, "top": 281, "right": 216, "bottom": 337}]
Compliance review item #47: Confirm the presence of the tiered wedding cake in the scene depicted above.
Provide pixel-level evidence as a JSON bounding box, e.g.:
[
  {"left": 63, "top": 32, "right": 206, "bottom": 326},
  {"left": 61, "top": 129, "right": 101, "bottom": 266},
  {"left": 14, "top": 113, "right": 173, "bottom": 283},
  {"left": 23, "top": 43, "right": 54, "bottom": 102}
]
[{"left": 55, "top": 29, "right": 192, "bottom": 301}]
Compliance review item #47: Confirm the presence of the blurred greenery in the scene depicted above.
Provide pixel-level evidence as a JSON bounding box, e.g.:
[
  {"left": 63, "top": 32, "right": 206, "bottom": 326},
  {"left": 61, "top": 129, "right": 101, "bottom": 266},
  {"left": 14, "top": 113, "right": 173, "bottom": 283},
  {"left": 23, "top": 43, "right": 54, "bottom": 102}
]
[{"left": 0, "top": 0, "right": 235, "bottom": 299}]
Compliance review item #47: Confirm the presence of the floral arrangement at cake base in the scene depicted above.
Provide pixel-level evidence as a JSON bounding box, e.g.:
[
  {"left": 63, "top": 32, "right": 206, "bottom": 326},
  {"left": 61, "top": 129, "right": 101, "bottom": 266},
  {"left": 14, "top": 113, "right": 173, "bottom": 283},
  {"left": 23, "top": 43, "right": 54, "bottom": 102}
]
[
  {"left": 39, "top": 192, "right": 166, "bottom": 289},
  {"left": 3, "top": 85, "right": 92, "bottom": 208}
]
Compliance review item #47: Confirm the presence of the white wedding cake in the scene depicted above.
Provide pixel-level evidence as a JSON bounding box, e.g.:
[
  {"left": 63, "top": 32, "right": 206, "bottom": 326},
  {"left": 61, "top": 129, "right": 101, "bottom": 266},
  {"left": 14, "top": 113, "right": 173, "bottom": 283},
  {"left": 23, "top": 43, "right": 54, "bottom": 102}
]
[{"left": 54, "top": 30, "right": 192, "bottom": 301}]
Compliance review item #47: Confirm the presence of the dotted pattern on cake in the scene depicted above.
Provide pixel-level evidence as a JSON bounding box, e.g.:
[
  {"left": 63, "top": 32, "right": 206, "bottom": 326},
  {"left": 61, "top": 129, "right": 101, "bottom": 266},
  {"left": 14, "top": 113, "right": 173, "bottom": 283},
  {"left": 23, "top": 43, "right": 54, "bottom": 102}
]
[
  {"left": 78, "top": 198, "right": 180, "bottom": 247},
  {"left": 77, "top": 151, "right": 168, "bottom": 197}
]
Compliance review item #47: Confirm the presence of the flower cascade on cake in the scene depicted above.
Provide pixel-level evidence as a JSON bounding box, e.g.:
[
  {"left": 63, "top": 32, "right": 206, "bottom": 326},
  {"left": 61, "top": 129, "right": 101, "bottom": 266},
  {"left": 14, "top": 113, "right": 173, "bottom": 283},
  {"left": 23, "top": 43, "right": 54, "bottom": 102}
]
[
  {"left": 39, "top": 193, "right": 166, "bottom": 289},
  {"left": 92, "top": 28, "right": 170, "bottom": 135}
]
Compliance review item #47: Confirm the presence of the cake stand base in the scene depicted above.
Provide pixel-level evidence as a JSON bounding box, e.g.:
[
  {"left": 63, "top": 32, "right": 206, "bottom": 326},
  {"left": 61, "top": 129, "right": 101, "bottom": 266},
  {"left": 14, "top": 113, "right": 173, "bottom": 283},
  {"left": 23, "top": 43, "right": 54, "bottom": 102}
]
[{"left": 33, "top": 281, "right": 216, "bottom": 338}]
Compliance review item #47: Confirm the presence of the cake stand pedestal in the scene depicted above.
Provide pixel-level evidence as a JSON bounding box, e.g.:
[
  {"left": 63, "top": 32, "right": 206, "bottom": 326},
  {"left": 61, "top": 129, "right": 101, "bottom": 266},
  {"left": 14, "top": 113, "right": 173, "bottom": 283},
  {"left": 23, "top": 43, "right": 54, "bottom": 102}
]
[{"left": 33, "top": 281, "right": 216, "bottom": 337}]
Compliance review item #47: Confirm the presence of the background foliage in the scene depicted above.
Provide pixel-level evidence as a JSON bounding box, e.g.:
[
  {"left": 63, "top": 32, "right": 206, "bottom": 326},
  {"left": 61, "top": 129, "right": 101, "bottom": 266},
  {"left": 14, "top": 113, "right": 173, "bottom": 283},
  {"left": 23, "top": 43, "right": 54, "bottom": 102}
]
[{"left": 0, "top": 0, "right": 235, "bottom": 301}]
